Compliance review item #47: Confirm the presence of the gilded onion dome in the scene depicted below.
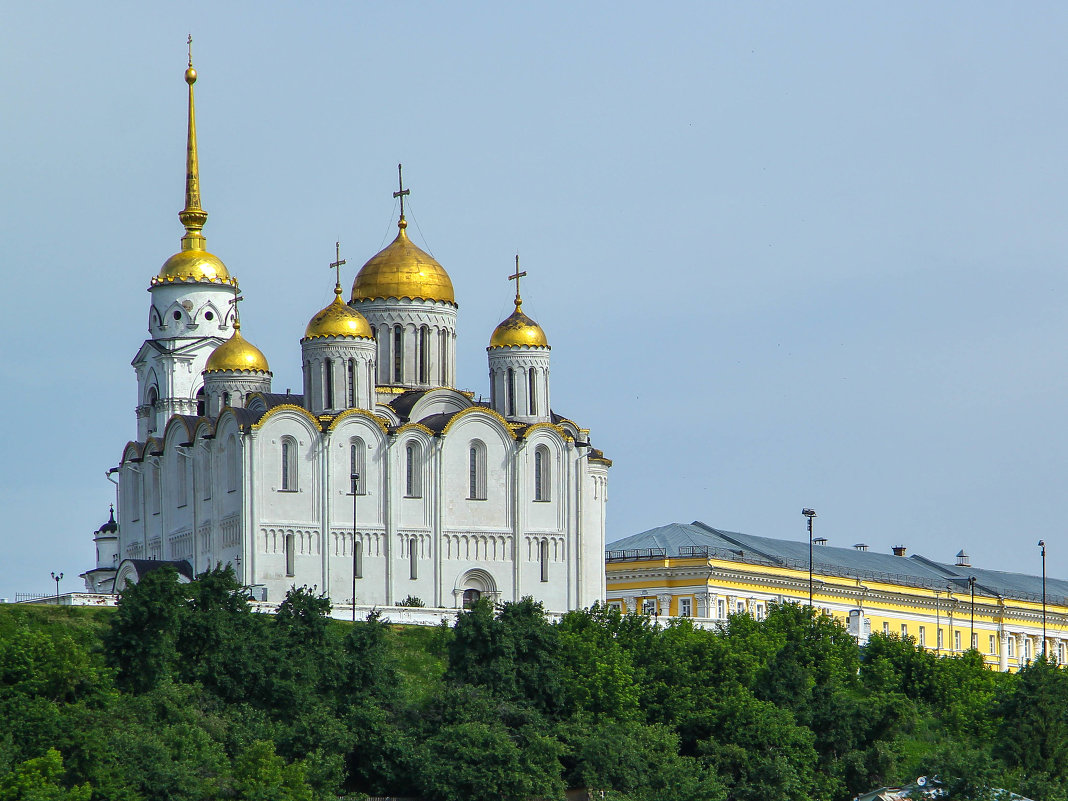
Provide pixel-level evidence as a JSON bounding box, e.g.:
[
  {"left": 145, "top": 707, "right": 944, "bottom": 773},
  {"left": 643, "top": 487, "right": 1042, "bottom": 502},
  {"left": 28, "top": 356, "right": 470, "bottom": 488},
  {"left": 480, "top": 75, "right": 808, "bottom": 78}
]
[
  {"left": 304, "top": 287, "right": 374, "bottom": 340},
  {"left": 151, "top": 50, "right": 233, "bottom": 286},
  {"left": 204, "top": 322, "right": 271, "bottom": 374},
  {"left": 489, "top": 298, "right": 549, "bottom": 349},
  {"left": 351, "top": 218, "right": 454, "bottom": 304}
]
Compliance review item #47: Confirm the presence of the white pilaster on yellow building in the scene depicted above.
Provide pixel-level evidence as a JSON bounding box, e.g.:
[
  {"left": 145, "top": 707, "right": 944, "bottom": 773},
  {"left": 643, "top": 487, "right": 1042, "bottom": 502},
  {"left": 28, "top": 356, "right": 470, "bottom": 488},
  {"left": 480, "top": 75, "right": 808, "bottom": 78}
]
[{"left": 606, "top": 522, "right": 1067, "bottom": 672}]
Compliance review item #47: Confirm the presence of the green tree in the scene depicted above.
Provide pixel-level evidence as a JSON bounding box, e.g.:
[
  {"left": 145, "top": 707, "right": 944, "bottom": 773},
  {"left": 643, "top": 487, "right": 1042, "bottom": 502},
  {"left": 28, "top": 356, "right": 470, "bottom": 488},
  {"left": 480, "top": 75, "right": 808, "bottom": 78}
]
[
  {"left": 232, "top": 741, "right": 314, "bottom": 801},
  {"left": 556, "top": 605, "right": 640, "bottom": 720},
  {"left": 102, "top": 567, "right": 187, "bottom": 693},
  {"left": 995, "top": 656, "right": 1068, "bottom": 794},
  {"left": 0, "top": 750, "right": 91, "bottom": 801},
  {"left": 446, "top": 598, "right": 562, "bottom": 713},
  {"left": 559, "top": 717, "right": 724, "bottom": 801},
  {"left": 416, "top": 721, "right": 561, "bottom": 801},
  {"left": 692, "top": 685, "right": 818, "bottom": 801},
  {"left": 176, "top": 565, "right": 266, "bottom": 702}
]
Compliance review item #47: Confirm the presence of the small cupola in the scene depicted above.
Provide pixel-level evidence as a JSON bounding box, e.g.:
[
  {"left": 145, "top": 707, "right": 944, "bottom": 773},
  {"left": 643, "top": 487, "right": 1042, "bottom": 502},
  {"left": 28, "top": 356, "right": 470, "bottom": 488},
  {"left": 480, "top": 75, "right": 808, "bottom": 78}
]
[
  {"left": 203, "top": 290, "right": 272, "bottom": 415},
  {"left": 302, "top": 244, "right": 378, "bottom": 414},
  {"left": 955, "top": 549, "right": 971, "bottom": 567},
  {"left": 487, "top": 257, "right": 552, "bottom": 423}
]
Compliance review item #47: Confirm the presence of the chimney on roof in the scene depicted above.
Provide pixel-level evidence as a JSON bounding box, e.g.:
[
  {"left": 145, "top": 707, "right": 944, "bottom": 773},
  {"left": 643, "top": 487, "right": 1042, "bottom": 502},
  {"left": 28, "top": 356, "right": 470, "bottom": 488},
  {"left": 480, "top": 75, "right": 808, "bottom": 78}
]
[
  {"left": 892, "top": 545, "right": 907, "bottom": 557},
  {"left": 814, "top": 537, "right": 828, "bottom": 546},
  {"left": 955, "top": 549, "right": 971, "bottom": 567},
  {"left": 853, "top": 543, "right": 868, "bottom": 551}
]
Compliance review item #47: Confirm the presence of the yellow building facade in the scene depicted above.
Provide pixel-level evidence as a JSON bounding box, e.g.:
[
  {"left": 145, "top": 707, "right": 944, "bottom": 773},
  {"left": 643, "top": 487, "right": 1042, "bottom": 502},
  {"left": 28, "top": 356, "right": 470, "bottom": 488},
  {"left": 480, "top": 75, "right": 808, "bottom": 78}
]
[{"left": 605, "top": 522, "right": 1067, "bottom": 672}]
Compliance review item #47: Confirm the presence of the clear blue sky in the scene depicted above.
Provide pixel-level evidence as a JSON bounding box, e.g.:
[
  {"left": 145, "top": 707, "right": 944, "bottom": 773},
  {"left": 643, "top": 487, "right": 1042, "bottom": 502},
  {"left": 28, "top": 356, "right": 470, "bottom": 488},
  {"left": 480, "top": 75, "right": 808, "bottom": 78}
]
[{"left": 3, "top": 3, "right": 1067, "bottom": 598}]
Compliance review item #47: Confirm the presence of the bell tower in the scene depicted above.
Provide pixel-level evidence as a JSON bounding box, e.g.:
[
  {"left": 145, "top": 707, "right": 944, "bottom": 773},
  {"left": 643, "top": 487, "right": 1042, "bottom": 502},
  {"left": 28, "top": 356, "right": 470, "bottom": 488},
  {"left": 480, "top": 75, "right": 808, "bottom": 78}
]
[{"left": 132, "top": 41, "right": 239, "bottom": 439}]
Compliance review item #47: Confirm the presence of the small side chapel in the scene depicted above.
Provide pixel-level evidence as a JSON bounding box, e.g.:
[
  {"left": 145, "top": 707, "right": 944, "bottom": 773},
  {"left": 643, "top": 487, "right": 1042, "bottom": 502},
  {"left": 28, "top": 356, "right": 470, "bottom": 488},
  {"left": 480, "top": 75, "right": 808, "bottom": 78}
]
[{"left": 81, "top": 52, "right": 610, "bottom": 613}]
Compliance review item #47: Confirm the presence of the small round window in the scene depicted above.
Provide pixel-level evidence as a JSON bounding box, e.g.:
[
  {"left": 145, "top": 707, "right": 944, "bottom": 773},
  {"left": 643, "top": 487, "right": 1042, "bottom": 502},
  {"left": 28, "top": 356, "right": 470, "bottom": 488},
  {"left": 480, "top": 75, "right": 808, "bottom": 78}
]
[
  {"left": 173, "top": 311, "right": 182, "bottom": 321},
  {"left": 204, "top": 311, "right": 214, "bottom": 321}
]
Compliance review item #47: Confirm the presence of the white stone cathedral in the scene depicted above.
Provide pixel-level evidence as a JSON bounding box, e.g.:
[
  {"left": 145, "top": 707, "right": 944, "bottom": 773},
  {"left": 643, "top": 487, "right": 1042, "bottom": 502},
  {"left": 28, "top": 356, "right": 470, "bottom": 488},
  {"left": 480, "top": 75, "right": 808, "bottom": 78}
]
[{"left": 80, "top": 57, "right": 610, "bottom": 613}]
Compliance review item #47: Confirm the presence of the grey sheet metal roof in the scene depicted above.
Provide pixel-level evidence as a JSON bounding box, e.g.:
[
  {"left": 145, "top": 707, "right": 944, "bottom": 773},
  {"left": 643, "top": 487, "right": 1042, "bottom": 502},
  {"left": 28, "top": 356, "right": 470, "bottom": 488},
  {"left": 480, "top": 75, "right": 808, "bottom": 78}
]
[{"left": 607, "top": 521, "right": 1068, "bottom": 604}]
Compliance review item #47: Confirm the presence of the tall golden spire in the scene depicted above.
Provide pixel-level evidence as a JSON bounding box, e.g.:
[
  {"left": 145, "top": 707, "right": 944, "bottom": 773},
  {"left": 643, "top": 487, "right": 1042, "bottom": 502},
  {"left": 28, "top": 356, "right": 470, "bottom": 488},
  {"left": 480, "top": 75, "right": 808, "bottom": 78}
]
[{"left": 179, "top": 35, "right": 208, "bottom": 251}]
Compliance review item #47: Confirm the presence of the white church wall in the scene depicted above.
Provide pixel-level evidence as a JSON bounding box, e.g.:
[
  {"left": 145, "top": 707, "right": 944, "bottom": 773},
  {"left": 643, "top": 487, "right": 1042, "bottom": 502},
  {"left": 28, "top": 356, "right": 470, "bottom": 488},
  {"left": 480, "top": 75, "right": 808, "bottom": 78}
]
[{"left": 440, "top": 416, "right": 513, "bottom": 530}]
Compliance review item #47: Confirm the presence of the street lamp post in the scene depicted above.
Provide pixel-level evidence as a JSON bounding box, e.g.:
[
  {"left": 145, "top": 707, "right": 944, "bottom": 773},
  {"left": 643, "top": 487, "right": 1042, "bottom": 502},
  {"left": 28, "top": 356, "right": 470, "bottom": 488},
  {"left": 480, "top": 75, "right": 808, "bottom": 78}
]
[
  {"left": 803, "top": 509, "right": 817, "bottom": 607},
  {"left": 50, "top": 571, "right": 63, "bottom": 599},
  {"left": 1039, "top": 540, "right": 1047, "bottom": 657},
  {"left": 352, "top": 472, "right": 360, "bottom": 623}
]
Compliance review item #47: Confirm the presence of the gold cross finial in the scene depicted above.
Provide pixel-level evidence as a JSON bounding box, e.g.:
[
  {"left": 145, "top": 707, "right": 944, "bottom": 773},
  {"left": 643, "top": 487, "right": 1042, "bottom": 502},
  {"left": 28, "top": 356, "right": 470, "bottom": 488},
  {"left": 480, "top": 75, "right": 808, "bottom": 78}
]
[
  {"left": 187, "top": 34, "right": 193, "bottom": 67},
  {"left": 393, "top": 163, "right": 410, "bottom": 221},
  {"left": 228, "top": 283, "right": 244, "bottom": 329},
  {"left": 330, "top": 241, "right": 347, "bottom": 293},
  {"left": 509, "top": 254, "right": 527, "bottom": 307}
]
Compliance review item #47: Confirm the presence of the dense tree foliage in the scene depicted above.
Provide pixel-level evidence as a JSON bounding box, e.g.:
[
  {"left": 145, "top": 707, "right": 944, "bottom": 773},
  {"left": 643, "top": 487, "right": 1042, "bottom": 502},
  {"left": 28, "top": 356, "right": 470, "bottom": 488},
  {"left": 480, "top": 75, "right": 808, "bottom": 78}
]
[{"left": 1, "top": 572, "right": 1064, "bottom": 800}]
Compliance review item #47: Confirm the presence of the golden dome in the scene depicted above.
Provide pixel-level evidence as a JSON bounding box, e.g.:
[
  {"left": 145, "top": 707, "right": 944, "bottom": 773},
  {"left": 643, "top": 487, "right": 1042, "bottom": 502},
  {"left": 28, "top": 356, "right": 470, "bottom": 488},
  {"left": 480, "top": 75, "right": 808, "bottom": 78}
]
[
  {"left": 154, "top": 249, "right": 231, "bottom": 284},
  {"left": 204, "top": 324, "right": 271, "bottom": 374},
  {"left": 489, "top": 300, "right": 549, "bottom": 349},
  {"left": 351, "top": 219, "right": 455, "bottom": 304},
  {"left": 304, "top": 288, "right": 374, "bottom": 340}
]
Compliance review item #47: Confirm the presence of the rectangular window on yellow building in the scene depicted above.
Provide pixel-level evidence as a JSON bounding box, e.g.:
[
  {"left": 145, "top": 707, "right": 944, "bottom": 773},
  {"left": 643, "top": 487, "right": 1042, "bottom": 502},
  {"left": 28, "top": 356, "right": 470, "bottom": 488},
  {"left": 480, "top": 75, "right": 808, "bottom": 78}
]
[
  {"left": 989, "top": 635, "right": 995, "bottom": 655},
  {"left": 954, "top": 631, "right": 961, "bottom": 651},
  {"left": 679, "top": 598, "right": 692, "bottom": 617},
  {"left": 883, "top": 621, "right": 889, "bottom": 635},
  {"left": 901, "top": 624, "right": 908, "bottom": 638},
  {"left": 918, "top": 626, "right": 926, "bottom": 646}
]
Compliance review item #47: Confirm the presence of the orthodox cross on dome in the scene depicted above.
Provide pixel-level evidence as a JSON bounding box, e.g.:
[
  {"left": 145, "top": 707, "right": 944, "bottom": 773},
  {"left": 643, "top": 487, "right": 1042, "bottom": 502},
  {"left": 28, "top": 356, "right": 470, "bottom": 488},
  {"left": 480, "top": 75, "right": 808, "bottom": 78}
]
[
  {"left": 329, "top": 241, "right": 347, "bottom": 290},
  {"left": 509, "top": 254, "right": 527, "bottom": 306},
  {"left": 228, "top": 283, "right": 244, "bottom": 329},
  {"left": 393, "top": 163, "right": 410, "bottom": 220},
  {"left": 187, "top": 33, "right": 192, "bottom": 67}
]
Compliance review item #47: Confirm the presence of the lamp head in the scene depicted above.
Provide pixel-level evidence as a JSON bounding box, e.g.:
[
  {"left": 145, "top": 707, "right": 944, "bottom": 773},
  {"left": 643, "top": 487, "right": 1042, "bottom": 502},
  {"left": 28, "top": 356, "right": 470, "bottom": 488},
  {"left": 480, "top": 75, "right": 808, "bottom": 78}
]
[{"left": 802, "top": 508, "right": 816, "bottom": 519}]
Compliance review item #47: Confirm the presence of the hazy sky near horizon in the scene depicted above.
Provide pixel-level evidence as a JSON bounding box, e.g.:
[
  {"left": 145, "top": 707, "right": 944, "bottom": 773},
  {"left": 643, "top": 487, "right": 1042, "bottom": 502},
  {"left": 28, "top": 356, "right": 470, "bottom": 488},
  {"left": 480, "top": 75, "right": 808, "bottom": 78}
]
[{"left": 3, "top": 3, "right": 1068, "bottom": 599}]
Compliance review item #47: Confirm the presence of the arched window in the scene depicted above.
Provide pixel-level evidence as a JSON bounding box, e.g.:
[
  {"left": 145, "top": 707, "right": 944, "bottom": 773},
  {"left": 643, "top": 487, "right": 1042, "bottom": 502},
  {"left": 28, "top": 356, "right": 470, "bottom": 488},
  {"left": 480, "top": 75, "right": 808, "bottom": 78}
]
[
  {"left": 202, "top": 448, "right": 212, "bottom": 500},
  {"left": 222, "top": 391, "right": 231, "bottom": 409},
  {"left": 463, "top": 588, "right": 481, "bottom": 608},
  {"left": 146, "top": 386, "right": 158, "bottom": 433},
  {"left": 528, "top": 368, "right": 537, "bottom": 415},
  {"left": 409, "top": 536, "right": 419, "bottom": 579},
  {"left": 354, "top": 539, "right": 363, "bottom": 579},
  {"left": 507, "top": 368, "right": 515, "bottom": 417},
  {"left": 393, "top": 326, "right": 404, "bottom": 383},
  {"left": 285, "top": 532, "right": 295, "bottom": 577},
  {"left": 539, "top": 538, "right": 549, "bottom": 582},
  {"left": 281, "top": 438, "right": 297, "bottom": 491},
  {"left": 129, "top": 468, "right": 141, "bottom": 522},
  {"left": 227, "top": 437, "right": 239, "bottom": 493},
  {"left": 439, "top": 329, "right": 447, "bottom": 384},
  {"left": 405, "top": 442, "right": 421, "bottom": 498},
  {"left": 534, "top": 445, "right": 550, "bottom": 501},
  {"left": 176, "top": 452, "right": 188, "bottom": 507},
  {"left": 324, "top": 358, "right": 334, "bottom": 409},
  {"left": 196, "top": 387, "right": 206, "bottom": 417},
  {"left": 468, "top": 440, "right": 487, "bottom": 500},
  {"left": 350, "top": 438, "right": 365, "bottom": 494},
  {"left": 348, "top": 360, "right": 356, "bottom": 407},
  {"left": 151, "top": 462, "right": 161, "bottom": 514},
  {"left": 419, "top": 326, "right": 429, "bottom": 384}
]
